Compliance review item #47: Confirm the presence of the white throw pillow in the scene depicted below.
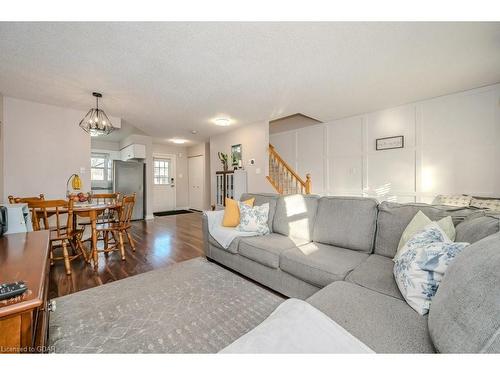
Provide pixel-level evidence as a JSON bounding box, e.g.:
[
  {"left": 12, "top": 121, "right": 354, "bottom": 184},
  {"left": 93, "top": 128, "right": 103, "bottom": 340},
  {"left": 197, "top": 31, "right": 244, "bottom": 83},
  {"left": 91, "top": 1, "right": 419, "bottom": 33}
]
[
  {"left": 393, "top": 222, "right": 469, "bottom": 315},
  {"left": 237, "top": 202, "right": 270, "bottom": 234},
  {"left": 470, "top": 197, "right": 500, "bottom": 211},
  {"left": 432, "top": 194, "right": 472, "bottom": 207},
  {"left": 394, "top": 211, "right": 456, "bottom": 260}
]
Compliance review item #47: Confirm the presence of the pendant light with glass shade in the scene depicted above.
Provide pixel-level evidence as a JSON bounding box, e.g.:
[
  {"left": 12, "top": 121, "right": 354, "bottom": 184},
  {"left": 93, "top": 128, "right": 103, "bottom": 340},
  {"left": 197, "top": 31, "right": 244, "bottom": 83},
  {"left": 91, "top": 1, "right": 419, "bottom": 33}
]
[{"left": 79, "top": 92, "right": 115, "bottom": 136}]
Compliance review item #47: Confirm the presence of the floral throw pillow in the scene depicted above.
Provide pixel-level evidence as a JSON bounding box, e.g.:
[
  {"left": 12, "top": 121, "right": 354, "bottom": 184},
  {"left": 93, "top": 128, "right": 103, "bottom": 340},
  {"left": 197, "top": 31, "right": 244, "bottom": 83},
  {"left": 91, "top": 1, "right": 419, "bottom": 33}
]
[
  {"left": 237, "top": 202, "right": 270, "bottom": 234},
  {"left": 393, "top": 222, "right": 469, "bottom": 315}
]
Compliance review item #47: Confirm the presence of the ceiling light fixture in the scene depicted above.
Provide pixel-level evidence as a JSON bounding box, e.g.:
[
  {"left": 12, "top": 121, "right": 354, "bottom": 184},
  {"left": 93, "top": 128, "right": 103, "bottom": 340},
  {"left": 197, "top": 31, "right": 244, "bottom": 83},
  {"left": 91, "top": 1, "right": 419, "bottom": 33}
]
[
  {"left": 171, "top": 138, "right": 187, "bottom": 144},
  {"left": 79, "top": 92, "right": 115, "bottom": 137},
  {"left": 191, "top": 130, "right": 198, "bottom": 134},
  {"left": 214, "top": 118, "right": 231, "bottom": 127}
]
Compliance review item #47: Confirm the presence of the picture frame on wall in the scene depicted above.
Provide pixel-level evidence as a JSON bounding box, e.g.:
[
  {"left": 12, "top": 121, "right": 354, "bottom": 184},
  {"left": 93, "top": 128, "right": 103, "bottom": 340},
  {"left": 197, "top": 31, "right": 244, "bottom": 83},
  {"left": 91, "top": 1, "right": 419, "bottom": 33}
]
[
  {"left": 231, "top": 144, "right": 242, "bottom": 168},
  {"left": 376, "top": 135, "right": 404, "bottom": 151}
]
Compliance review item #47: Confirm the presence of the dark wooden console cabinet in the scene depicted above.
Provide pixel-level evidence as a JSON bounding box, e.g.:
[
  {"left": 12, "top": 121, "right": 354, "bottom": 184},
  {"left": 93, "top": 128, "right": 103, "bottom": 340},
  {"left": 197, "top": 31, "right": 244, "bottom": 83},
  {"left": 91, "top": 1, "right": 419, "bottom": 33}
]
[{"left": 0, "top": 231, "right": 51, "bottom": 353}]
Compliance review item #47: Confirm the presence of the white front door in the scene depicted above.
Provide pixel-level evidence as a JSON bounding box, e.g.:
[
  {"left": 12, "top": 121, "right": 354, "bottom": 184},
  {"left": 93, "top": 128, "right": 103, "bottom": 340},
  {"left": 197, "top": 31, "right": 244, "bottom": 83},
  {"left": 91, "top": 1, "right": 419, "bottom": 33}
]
[
  {"left": 188, "top": 155, "right": 204, "bottom": 210},
  {"left": 152, "top": 155, "right": 176, "bottom": 213}
]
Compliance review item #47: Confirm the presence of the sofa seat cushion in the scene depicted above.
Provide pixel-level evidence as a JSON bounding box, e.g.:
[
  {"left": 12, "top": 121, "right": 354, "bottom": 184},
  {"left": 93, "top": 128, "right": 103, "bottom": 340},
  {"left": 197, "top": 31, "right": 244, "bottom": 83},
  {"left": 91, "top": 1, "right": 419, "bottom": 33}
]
[
  {"left": 208, "top": 234, "right": 241, "bottom": 254},
  {"left": 307, "top": 281, "right": 435, "bottom": 353},
  {"left": 346, "top": 254, "right": 403, "bottom": 300},
  {"left": 238, "top": 234, "right": 308, "bottom": 269},
  {"left": 280, "top": 243, "right": 369, "bottom": 287}
]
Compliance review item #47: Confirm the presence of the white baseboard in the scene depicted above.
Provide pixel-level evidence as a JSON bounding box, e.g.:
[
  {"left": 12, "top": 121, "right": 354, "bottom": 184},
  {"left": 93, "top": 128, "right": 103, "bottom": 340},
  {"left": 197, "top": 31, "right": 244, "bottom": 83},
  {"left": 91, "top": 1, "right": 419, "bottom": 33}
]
[{"left": 145, "top": 214, "right": 154, "bottom": 220}]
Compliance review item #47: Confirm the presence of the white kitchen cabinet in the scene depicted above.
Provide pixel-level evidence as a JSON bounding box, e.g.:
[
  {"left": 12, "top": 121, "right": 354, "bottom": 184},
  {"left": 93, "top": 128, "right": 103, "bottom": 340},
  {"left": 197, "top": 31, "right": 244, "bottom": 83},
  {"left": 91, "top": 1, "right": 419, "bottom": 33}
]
[{"left": 121, "top": 143, "right": 146, "bottom": 161}]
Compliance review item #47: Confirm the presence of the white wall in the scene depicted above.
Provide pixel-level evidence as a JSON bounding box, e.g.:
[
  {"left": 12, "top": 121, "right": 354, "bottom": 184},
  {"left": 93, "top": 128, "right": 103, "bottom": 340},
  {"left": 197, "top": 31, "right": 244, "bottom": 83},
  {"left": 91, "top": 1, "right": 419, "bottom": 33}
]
[
  {"left": 270, "top": 84, "right": 500, "bottom": 202},
  {"left": 91, "top": 139, "right": 121, "bottom": 152},
  {"left": 210, "top": 121, "right": 274, "bottom": 204},
  {"left": 2, "top": 97, "right": 92, "bottom": 200},
  {"left": 187, "top": 142, "right": 211, "bottom": 210}
]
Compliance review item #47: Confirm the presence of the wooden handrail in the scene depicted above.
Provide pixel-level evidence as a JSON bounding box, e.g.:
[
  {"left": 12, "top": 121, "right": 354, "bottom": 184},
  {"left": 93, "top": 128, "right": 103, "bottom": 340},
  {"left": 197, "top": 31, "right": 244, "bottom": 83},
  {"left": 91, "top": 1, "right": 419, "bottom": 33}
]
[
  {"left": 268, "top": 145, "right": 306, "bottom": 186},
  {"left": 267, "top": 144, "right": 312, "bottom": 194}
]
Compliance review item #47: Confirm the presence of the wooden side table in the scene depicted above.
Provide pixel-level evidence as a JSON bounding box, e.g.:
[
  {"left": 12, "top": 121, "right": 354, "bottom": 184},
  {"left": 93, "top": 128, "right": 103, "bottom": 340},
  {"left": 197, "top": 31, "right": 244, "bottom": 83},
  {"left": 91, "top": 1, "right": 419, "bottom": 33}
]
[{"left": 0, "top": 231, "right": 51, "bottom": 353}]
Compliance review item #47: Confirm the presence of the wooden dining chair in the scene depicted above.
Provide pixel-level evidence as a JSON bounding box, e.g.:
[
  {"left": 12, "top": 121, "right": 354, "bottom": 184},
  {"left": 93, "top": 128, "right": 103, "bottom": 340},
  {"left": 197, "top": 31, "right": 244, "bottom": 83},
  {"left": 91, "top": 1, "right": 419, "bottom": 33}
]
[
  {"left": 79, "top": 192, "right": 121, "bottom": 225},
  {"left": 8, "top": 194, "right": 45, "bottom": 204},
  {"left": 8, "top": 194, "right": 47, "bottom": 230},
  {"left": 95, "top": 193, "right": 136, "bottom": 260},
  {"left": 27, "top": 199, "right": 85, "bottom": 275},
  {"left": 77, "top": 192, "right": 121, "bottom": 248}
]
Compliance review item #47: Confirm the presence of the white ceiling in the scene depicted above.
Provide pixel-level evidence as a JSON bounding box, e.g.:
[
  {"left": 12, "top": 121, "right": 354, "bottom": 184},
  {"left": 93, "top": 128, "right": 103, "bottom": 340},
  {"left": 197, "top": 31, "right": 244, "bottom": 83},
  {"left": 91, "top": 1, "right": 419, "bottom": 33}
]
[{"left": 0, "top": 22, "right": 499, "bottom": 144}]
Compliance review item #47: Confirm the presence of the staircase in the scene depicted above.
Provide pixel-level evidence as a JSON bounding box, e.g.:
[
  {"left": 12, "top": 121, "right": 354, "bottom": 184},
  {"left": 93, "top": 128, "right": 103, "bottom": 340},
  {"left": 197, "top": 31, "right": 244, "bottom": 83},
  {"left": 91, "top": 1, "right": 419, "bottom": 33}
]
[{"left": 267, "top": 144, "right": 312, "bottom": 195}]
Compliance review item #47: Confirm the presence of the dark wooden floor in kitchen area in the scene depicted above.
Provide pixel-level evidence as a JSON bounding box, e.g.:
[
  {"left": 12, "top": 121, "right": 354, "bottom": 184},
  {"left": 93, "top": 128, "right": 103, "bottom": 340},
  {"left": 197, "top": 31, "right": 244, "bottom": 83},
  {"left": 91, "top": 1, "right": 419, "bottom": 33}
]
[{"left": 48, "top": 212, "right": 205, "bottom": 299}]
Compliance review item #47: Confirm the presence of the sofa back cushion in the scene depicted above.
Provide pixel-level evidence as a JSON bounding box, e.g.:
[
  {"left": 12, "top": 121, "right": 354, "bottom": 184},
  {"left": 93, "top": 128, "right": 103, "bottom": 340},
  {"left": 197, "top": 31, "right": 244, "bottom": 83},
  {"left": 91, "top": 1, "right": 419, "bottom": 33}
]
[
  {"left": 374, "top": 202, "right": 479, "bottom": 258},
  {"left": 312, "top": 197, "right": 378, "bottom": 253},
  {"left": 428, "top": 232, "right": 500, "bottom": 353},
  {"left": 455, "top": 213, "right": 500, "bottom": 244},
  {"left": 240, "top": 193, "right": 279, "bottom": 232},
  {"left": 273, "top": 194, "right": 319, "bottom": 241}
]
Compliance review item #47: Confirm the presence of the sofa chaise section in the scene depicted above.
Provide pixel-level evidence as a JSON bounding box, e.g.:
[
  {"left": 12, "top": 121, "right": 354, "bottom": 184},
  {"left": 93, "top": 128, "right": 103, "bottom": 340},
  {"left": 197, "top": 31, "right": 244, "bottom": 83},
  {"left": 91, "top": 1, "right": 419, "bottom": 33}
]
[{"left": 307, "top": 281, "right": 435, "bottom": 353}]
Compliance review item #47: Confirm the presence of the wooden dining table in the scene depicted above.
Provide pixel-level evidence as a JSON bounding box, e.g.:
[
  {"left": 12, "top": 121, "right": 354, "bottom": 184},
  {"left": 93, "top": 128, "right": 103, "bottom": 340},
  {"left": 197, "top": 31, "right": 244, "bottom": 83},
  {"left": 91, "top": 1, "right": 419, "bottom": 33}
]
[
  {"left": 34, "top": 202, "right": 120, "bottom": 271},
  {"left": 73, "top": 203, "right": 120, "bottom": 271}
]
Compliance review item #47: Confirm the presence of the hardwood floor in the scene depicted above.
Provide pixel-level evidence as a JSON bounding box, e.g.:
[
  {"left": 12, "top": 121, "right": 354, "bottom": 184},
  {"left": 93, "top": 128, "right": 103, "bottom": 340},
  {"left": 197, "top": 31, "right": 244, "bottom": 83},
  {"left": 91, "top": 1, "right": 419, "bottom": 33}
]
[{"left": 48, "top": 212, "right": 205, "bottom": 299}]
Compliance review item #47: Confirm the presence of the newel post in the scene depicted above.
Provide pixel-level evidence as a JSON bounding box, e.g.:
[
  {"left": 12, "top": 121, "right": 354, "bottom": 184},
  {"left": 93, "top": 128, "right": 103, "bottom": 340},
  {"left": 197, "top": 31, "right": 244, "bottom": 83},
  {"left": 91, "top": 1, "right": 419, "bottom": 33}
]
[{"left": 305, "top": 174, "right": 312, "bottom": 194}]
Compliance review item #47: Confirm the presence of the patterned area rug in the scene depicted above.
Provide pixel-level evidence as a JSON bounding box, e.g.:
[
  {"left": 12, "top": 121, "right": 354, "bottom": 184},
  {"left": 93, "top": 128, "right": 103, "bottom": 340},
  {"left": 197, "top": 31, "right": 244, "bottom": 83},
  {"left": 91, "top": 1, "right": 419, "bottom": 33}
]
[{"left": 49, "top": 257, "right": 285, "bottom": 353}]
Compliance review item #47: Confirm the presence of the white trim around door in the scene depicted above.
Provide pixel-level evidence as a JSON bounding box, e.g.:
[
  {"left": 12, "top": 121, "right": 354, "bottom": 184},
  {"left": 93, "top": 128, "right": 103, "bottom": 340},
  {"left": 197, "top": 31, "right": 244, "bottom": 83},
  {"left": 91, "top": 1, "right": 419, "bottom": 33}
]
[{"left": 152, "top": 153, "right": 177, "bottom": 213}]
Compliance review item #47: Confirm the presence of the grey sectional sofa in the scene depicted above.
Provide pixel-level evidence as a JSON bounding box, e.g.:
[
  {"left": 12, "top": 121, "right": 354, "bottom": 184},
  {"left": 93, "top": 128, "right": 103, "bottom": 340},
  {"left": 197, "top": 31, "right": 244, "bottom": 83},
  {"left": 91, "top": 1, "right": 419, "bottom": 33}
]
[{"left": 202, "top": 193, "right": 500, "bottom": 353}]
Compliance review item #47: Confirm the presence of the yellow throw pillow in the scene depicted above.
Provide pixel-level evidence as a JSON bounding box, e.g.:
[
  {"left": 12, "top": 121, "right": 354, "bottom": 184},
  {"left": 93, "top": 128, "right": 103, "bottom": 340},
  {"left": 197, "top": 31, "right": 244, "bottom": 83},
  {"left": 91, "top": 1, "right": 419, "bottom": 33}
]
[
  {"left": 394, "top": 210, "right": 456, "bottom": 260},
  {"left": 222, "top": 197, "right": 255, "bottom": 227}
]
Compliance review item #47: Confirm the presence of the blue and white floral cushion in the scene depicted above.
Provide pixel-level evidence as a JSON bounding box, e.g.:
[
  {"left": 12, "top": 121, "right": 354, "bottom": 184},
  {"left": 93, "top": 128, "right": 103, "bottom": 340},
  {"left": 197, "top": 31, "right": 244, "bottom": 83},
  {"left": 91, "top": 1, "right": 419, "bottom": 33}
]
[
  {"left": 393, "top": 222, "right": 469, "bottom": 315},
  {"left": 237, "top": 202, "right": 270, "bottom": 235}
]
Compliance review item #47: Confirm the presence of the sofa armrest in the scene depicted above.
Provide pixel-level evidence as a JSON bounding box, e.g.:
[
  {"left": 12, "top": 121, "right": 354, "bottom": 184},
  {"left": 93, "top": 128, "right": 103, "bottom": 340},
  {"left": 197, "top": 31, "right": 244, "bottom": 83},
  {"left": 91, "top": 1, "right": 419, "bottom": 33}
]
[{"left": 202, "top": 212, "right": 211, "bottom": 258}]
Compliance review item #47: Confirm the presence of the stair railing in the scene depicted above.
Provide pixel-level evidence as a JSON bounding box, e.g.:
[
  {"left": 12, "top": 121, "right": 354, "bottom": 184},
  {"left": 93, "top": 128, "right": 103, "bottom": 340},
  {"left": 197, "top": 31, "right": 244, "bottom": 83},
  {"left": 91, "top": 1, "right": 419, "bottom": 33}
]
[{"left": 267, "top": 144, "right": 311, "bottom": 194}]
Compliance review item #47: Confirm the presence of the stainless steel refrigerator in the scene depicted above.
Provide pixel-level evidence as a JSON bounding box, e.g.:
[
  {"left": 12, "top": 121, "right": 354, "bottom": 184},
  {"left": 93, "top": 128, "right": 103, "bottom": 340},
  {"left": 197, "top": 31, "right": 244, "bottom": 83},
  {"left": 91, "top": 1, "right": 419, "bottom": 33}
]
[{"left": 113, "top": 160, "right": 145, "bottom": 220}]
